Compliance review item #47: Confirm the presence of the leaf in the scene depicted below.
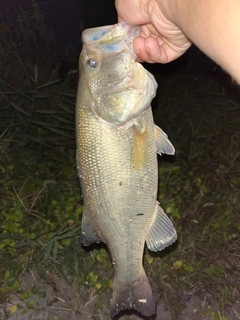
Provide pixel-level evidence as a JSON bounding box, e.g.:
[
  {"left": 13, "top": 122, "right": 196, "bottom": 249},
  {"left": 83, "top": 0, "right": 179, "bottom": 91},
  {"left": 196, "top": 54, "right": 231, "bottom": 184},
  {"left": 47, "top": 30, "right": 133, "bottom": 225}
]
[
  {"left": 173, "top": 260, "right": 183, "bottom": 269},
  {"left": 145, "top": 253, "right": 154, "bottom": 265},
  {"left": 36, "top": 79, "right": 62, "bottom": 89},
  {"left": 4, "top": 270, "right": 11, "bottom": 280},
  {"left": 35, "top": 263, "right": 56, "bottom": 289},
  {"left": 57, "top": 104, "right": 75, "bottom": 114},
  {"left": 0, "top": 128, "right": 8, "bottom": 140},
  {"left": 95, "top": 283, "right": 102, "bottom": 290},
  {"left": 34, "top": 64, "right": 38, "bottom": 82},
  {"left": 46, "top": 126, "right": 74, "bottom": 135},
  {"left": 183, "top": 263, "right": 193, "bottom": 272},
  {"left": 42, "top": 241, "right": 53, "bottom": 260},
  {"left": 33, "top": 109, "right": 60, "bottom": 114},
  {"left": 54, "top": 263, "right": 69, "bottom": 283},
  {"left": 52, "top": 241, "right": 58, "bottom": 262},
  {"left": 8, "top": 100, "right": 30, "bottom": 116},
  {"left": 11, "top": 279, "right": 20, "bottom": 291},
  {"left": 52, "top": 115, "right": 71, "bottom": 124},
  {"left": 20, "top": 291, "right": 32, "bottom": 300},
  {"left": 10, "top": 305, "right": 17, "bottom": 314},
  {"left": 30, "top": 122, "right": 74, "bottom": 135}
]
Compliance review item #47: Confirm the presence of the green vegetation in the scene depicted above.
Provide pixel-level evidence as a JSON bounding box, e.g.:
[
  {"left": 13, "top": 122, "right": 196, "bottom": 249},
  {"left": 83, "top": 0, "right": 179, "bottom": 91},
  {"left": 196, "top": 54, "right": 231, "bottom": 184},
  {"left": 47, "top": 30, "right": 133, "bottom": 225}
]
[{"left": 0, "top": 2, "right": 239, "bottom": 319}]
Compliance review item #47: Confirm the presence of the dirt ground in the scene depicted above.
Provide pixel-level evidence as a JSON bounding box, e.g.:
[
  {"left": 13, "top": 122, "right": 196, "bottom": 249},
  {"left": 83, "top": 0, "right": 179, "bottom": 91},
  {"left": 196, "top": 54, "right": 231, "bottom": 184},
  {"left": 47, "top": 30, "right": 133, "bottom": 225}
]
[{"left": 1, "top": 269, "right": 240, "bottom": 320}]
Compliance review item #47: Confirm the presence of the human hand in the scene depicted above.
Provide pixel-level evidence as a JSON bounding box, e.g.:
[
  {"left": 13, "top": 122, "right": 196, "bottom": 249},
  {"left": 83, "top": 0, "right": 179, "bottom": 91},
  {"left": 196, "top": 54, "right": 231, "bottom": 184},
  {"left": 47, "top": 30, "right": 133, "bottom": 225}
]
[{"left": 115, "top": 0, "right": 192, "bottom": 63}]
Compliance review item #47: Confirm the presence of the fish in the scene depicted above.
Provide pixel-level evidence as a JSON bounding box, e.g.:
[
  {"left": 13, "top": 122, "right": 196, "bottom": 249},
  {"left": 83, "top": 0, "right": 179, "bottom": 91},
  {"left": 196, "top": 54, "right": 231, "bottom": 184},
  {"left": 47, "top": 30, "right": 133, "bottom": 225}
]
[{"left": 76, "top": 22, "right": 177, "bottom": 318}]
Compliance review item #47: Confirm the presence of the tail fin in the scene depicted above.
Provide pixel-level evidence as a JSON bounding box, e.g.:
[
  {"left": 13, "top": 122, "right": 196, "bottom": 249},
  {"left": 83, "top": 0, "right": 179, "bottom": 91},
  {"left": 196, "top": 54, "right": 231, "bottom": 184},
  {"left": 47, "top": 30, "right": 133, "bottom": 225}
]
[{"left": 111, "top": 270, "right": 155, "bottom": 318}]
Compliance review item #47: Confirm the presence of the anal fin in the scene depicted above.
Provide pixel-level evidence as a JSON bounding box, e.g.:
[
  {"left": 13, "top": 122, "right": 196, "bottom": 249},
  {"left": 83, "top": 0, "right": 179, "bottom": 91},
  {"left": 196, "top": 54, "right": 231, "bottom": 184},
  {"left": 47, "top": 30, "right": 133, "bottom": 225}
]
[
  {"left": 146, "top": 202, "right": 177, "bottom": 252},
  {"left": 80, "top": 210, "right": 102, "bottom": 246}
]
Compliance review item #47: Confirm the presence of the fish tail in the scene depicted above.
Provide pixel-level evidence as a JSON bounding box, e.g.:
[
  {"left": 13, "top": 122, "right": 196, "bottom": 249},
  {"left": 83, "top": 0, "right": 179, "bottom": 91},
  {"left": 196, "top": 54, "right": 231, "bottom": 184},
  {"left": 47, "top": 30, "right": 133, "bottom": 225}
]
[{"left": 111, "top": 270, "right": 155, "bottom": 318}]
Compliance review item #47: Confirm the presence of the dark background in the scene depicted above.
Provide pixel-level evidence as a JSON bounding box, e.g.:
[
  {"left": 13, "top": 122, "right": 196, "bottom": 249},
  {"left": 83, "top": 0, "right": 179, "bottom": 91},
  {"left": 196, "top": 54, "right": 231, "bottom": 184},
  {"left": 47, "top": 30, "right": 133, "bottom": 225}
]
[
  {"left": 1, "top": 2, "right": 240, "bottom": 319},
  {"left": 1, "top": 0, "right": 117, "bottom": 61},
  {"left": 38, "top": 0, "right": 117, "bottom": 60}
]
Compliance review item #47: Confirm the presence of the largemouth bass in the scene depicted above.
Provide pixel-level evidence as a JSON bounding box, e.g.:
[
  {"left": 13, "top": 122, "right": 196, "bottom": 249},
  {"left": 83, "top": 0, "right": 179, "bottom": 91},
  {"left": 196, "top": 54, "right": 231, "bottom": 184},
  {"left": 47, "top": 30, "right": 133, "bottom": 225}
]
[{"left": 76, "top": 22, "right": 177, "bottom": 318}]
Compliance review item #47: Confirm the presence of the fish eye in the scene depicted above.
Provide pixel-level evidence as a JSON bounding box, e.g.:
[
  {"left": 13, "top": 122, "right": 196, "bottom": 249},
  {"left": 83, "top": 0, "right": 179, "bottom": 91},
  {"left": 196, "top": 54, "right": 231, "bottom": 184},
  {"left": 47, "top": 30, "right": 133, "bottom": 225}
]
[{"left": 87, "top": 58, "right": 97, "bottom": 69}]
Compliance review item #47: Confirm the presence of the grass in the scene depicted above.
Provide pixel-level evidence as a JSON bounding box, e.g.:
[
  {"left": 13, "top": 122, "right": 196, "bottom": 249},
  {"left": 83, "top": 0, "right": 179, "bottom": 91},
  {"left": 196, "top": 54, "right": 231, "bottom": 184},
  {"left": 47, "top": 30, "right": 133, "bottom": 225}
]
[{"left": 0, "top": 3, "right": 240, "bottom": 320}]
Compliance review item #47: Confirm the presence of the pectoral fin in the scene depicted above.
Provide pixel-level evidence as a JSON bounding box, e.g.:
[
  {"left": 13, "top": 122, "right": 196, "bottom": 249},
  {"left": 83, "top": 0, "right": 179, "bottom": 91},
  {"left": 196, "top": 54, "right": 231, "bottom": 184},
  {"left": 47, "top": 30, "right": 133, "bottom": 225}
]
[
  {"left": 146, "top": 202, "right": 177, "bottom": 252},
  {"left": 154, "top": 125, "right": 175, "bottom": 155},
  {"left": 80, "top": 211, "right": 102, "bottom": 246},
  {"left": 131, "top": 126, "right": 148, "bottom": 171}
]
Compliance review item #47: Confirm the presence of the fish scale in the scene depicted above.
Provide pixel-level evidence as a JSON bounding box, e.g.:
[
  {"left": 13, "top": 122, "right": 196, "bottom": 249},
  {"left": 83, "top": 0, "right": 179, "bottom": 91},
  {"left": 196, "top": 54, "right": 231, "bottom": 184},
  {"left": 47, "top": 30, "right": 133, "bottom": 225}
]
[{"left": 76, "top": 22, "right": 177, "bottom": 318}]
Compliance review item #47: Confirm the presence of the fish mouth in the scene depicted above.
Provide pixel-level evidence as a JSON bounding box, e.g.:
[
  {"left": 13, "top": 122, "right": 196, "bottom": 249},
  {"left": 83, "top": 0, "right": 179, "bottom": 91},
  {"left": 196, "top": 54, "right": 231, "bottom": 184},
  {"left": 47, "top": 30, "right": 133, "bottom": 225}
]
[{"left": 81, "top": 23, "right": 140, "bottom": 60}]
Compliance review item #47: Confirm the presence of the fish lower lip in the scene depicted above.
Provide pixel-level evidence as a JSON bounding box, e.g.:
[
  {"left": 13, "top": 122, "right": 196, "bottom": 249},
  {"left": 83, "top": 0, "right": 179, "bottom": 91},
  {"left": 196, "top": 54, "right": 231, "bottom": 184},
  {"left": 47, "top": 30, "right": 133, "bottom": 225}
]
[{"left": 107, "top": 82, "right": 131, "bottom": 95}]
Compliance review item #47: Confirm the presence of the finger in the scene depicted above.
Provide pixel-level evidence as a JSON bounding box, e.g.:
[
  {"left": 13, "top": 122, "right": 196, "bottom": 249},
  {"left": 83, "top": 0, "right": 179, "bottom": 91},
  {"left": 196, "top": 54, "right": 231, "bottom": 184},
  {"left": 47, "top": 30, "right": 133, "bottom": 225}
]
[
  {"left": 134, "top": 37, "right": 167, "bottom": 63},
  {"left": 135, "top": 36, "right": 190, "bottom": 63}
]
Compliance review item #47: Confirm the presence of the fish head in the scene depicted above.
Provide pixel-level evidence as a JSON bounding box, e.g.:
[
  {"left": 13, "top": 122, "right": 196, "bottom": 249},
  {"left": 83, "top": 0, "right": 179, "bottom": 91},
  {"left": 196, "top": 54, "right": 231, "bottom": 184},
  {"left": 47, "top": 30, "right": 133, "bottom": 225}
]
[{"left": 79, "top": 23, "right": 158, "bottom": 126}]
